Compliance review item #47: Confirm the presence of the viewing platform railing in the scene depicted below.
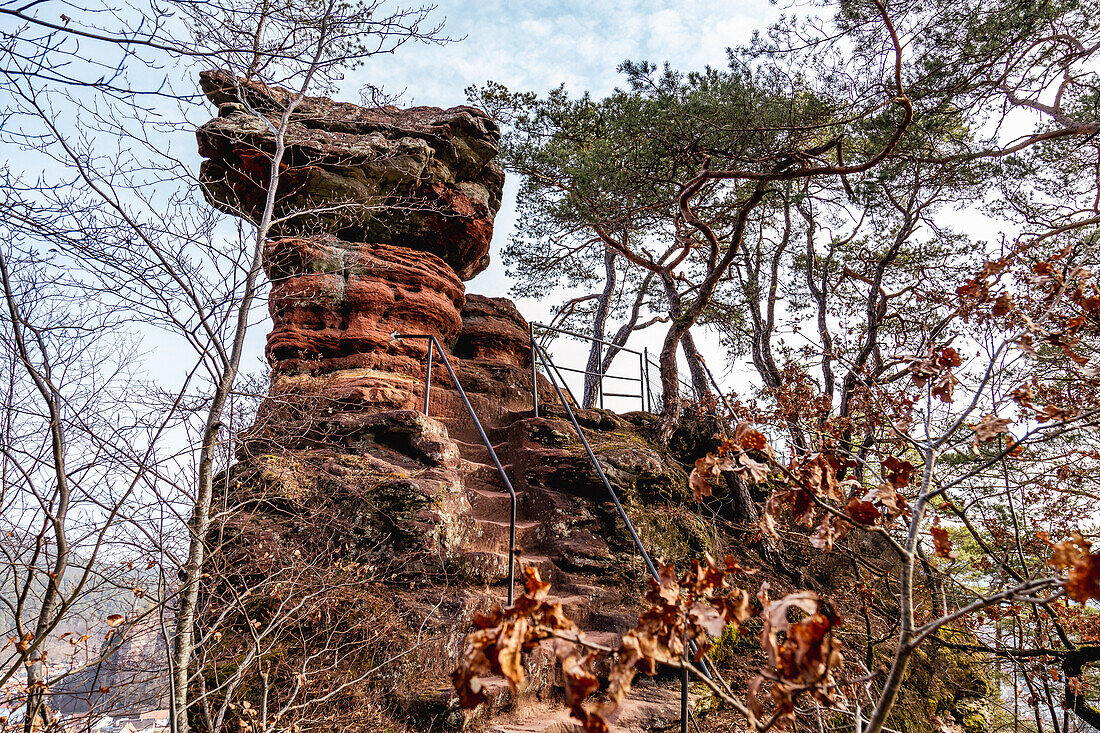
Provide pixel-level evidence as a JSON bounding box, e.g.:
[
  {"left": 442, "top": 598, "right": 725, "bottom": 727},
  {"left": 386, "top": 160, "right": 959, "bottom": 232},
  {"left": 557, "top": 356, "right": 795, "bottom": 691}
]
[{"left": 530, "top": 322, "right": 698, "bottom": 414}]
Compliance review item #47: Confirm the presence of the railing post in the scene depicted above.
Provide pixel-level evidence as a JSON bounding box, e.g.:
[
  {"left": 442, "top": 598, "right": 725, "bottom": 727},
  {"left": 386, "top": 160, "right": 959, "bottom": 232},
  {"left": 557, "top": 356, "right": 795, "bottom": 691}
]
[
  {"left": 681, "top": 661, "right": 689, "bottom": 733},
  {"left": 423, "top": 342, "right": 433, "bottom": 414},
  {"left": 530, "top": 323, "right": 539, "bottom": 419},
  {"left": 598, "top": 341, "right": 604, "bottom": 410},
  {"left": 643, "top": 347, "right": 652, "bottom": 412},
  {"left": 639, "top": 351, "right": 647, "bottom": 412}
]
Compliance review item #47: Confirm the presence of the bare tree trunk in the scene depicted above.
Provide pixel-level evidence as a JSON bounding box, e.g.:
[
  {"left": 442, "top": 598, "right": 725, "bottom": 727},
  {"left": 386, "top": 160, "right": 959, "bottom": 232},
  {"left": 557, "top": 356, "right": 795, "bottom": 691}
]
[
  {"left": 679, "top": 329, "right": 710, "bottom": 402},
  {"left": 722, "top": 472, "right": 758, "bottom": 526},
  {"left": 863, "top": 447, "right": 938, "bottom": 733},
  {"left": 583, "top": 248, "right": 617, "bottom": 408},
  {"left": 659, "top": 272, "right": 710, "bottom": 403},
  {"left": 656, "top": 183, "right": 768, "bottom": 439},
  {"left": 0, "top": 250, "right": 70, "bottom": 733},
  {"left": 170, "top": 69, "right": 306, "bottom": 731},
  {"left": 170, "top": 245, "right": 266, "bottom": 729}
]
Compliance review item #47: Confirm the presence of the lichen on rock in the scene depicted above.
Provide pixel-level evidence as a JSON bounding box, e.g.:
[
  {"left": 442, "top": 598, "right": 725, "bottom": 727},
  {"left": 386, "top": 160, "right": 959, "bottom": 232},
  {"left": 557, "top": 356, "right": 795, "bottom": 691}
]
[{"left": 196, "top": 69, "right": 504, "bottom": 279}]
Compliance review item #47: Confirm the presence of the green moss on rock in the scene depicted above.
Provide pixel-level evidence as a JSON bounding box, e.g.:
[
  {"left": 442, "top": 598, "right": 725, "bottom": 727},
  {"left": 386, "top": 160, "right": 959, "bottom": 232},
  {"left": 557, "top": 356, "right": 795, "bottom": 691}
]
[
  {"left": 886, "top": 630, "right": 996, "bottom": 733},
  {"left": 629, "top": 503, "right": 712, "bottom": 565}
]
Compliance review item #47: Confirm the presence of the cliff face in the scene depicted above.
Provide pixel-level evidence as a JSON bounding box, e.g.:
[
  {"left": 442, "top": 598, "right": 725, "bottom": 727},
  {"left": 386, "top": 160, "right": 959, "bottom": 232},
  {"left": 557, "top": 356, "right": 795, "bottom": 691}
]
[{"left": 195, "top": 73, "right": 704, "bottom": 733}]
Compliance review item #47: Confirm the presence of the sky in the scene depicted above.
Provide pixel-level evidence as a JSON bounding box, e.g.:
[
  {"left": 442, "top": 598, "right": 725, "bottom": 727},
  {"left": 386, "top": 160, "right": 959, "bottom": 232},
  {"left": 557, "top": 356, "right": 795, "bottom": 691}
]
[
  {"left": 332, "top": 0, "right": 780, "bottom": 405},
  {"left": 353, "top": 0, "right": 775, "bottom": 106},
  {"left": 0, "top": 0, "right": 783, "bottom": 411}
]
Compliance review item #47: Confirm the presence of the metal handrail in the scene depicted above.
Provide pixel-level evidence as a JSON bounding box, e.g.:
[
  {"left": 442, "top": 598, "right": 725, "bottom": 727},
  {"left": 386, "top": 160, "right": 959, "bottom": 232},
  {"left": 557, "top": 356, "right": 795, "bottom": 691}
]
[
  {"left": 530, "top": 322, "right": 704, "bottom": 414},
  {"left": 529, "top": 338, "right": 710, "bottom": 730},
  {"left": 530, "top": 338, "right": 662, "bottom": 581},
  {"left": 393, "top": 334, "right": 518, "bottom": 605},
  {"left": 646, "top": 356, "right": 696, "bottom": 398},
  {"left": 552, "top": 363, "right": 642, "bottom": 382},
  {"left": 531, "top": 321, "right": 651, "bottom": 412},
  {"left": 530, "top": 322, "right": 583, "bottom": 416}
]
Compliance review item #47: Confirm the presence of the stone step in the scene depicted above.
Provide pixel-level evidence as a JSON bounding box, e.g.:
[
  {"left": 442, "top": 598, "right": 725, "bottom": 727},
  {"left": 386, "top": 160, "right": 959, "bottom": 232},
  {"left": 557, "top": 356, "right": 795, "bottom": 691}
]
[
  {"left": 454, "top": 438, "right": 510, "bottom": 464},
  {"left": 463, "top": 459, "right": 519, "bottom": 484},
  {"left": 485, "top": 679, "right": 695, "bottom": 733},
  {"left": 465, "top": 557, "right": 633, "bottom": 627},
  {"left": 583, "top": 607, "right": 638, "bottom": 636},
  {"left": 464, "top": 518, "right": 544, "bottom": 554},
  {"left": 564, "top": 582, "right": 618, "bottom": 600},
  {"left": 468, "top": 486, "right": 523, "bottom": 522},
  {"left": 453, "top": 435, "right": 510, "bottom": 450},
  {"left": 456, "top": 551, "right": 563, "bottom": 586},
  {"left": 470, "top": 585, "right": 619, "bottom": 634},
  {"left": 515, "top": 553, "right": 565, "bottom": 586},
  {"left": 440, "top": 410, "right": 529, "bottom": 437},
  {"left": 501, "top": 407, "right": 536, "bottom": 424},
  {"left": 490, "top": 707, "right": 578, "bottom": 733},
  {"left": 434, "top": 413, "right": 517, "bottom": 439},
  {"left": 577, "top": 630, "right": 621, "bottom": 650},
  {"left": 606, "top": 681, "right": 694, "bottom": 731}
]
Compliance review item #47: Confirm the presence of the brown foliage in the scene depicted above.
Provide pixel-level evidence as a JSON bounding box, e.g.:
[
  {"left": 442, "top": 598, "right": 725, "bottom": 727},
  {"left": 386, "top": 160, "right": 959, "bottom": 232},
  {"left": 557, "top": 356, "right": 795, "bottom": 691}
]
[
  {"left": 690, "top": 422, "right": 772, "bottom": 501},
  {"left": 905, "top": 346, "right": 962, "bottom": 403},
  {"left": 747, "top": 588, "right": 843, "bottom": 726},
  {"left": 690, "top": 424, "right": 919, "bottom": 552},
  {"left": 1043, "top": 532, "right": 1100, "bottom": 603},
  {"left": 451, "top": 567, "right": 577, "bottom": 708},
  {"left": 930, "top": 518, "right": 956, "bottom": 560},
  {"left": 452, "top": 553, "right": 845, "bottom": 730}
]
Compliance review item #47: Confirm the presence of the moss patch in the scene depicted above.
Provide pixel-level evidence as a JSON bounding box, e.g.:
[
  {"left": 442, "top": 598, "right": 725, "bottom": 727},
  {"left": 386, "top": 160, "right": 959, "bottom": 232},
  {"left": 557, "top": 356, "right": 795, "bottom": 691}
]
[
  {"left": 886, "top": 630, "right": 995, "bottom": 733},
  {"left": 629, "top": 503, "right": 713, "bottom": 565}
]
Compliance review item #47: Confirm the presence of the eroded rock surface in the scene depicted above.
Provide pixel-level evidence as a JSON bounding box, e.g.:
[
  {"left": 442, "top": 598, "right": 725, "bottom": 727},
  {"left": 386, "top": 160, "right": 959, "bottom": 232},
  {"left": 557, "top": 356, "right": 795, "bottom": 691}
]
[
  {"left": 196, "top": 73, "right": 706, "bottom": 733},
  {"left": 193, "top": 70, "right": 538, "bottom": 427},
  {"left": 454, "top": 294, "right": 533, "bottom": 368},
  {"left": 197, "top": 69, "right": 504, "bottom": 279},
  {"left": 263, "top": 235, "right": 465, "bottom": 374}
]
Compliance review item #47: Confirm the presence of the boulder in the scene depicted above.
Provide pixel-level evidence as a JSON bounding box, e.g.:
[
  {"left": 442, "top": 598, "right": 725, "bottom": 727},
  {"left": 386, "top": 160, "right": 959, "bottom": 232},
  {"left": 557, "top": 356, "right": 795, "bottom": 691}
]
[{"left": 454, "top": 293, "right": 533, "bottom": 368}]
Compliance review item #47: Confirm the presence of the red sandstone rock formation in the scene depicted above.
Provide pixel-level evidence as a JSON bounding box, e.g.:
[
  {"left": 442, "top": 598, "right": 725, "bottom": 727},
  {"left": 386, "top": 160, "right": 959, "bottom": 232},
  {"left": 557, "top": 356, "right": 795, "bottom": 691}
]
[
  {"left": 197, "top": 69, "right": 504, "bottom": 279},
  {"left": 197, "top": 73, "right": 701, "bottom": 733},
  {"left": 454, "top": 294, "right": 533, "bottom": 368},
  {"left": 195, "top": 70, "right": 535, "bottom": 426}
]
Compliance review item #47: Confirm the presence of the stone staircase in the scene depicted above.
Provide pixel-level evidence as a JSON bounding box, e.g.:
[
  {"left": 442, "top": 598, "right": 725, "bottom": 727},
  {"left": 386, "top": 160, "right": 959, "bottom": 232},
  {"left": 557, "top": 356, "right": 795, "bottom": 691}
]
[{"left": 436, "top": 412, "right": 698, "bottom": 732}]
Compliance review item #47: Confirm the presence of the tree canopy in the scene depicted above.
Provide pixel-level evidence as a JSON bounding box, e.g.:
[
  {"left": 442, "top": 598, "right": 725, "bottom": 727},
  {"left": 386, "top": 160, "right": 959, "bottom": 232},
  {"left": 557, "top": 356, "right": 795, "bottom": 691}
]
[{"left": 462, "top": 0, "right": 1100, "bottom": 729}]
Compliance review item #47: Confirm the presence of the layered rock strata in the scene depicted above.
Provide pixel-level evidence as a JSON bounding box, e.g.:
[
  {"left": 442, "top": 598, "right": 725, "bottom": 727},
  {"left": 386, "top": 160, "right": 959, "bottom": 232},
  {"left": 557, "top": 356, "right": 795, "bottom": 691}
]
[
  {"left": 197, "top": 73, "right": 704, "bottom": 733},
  {"left": 197, "top": 69, "right": 504, "bottom": 279}
]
